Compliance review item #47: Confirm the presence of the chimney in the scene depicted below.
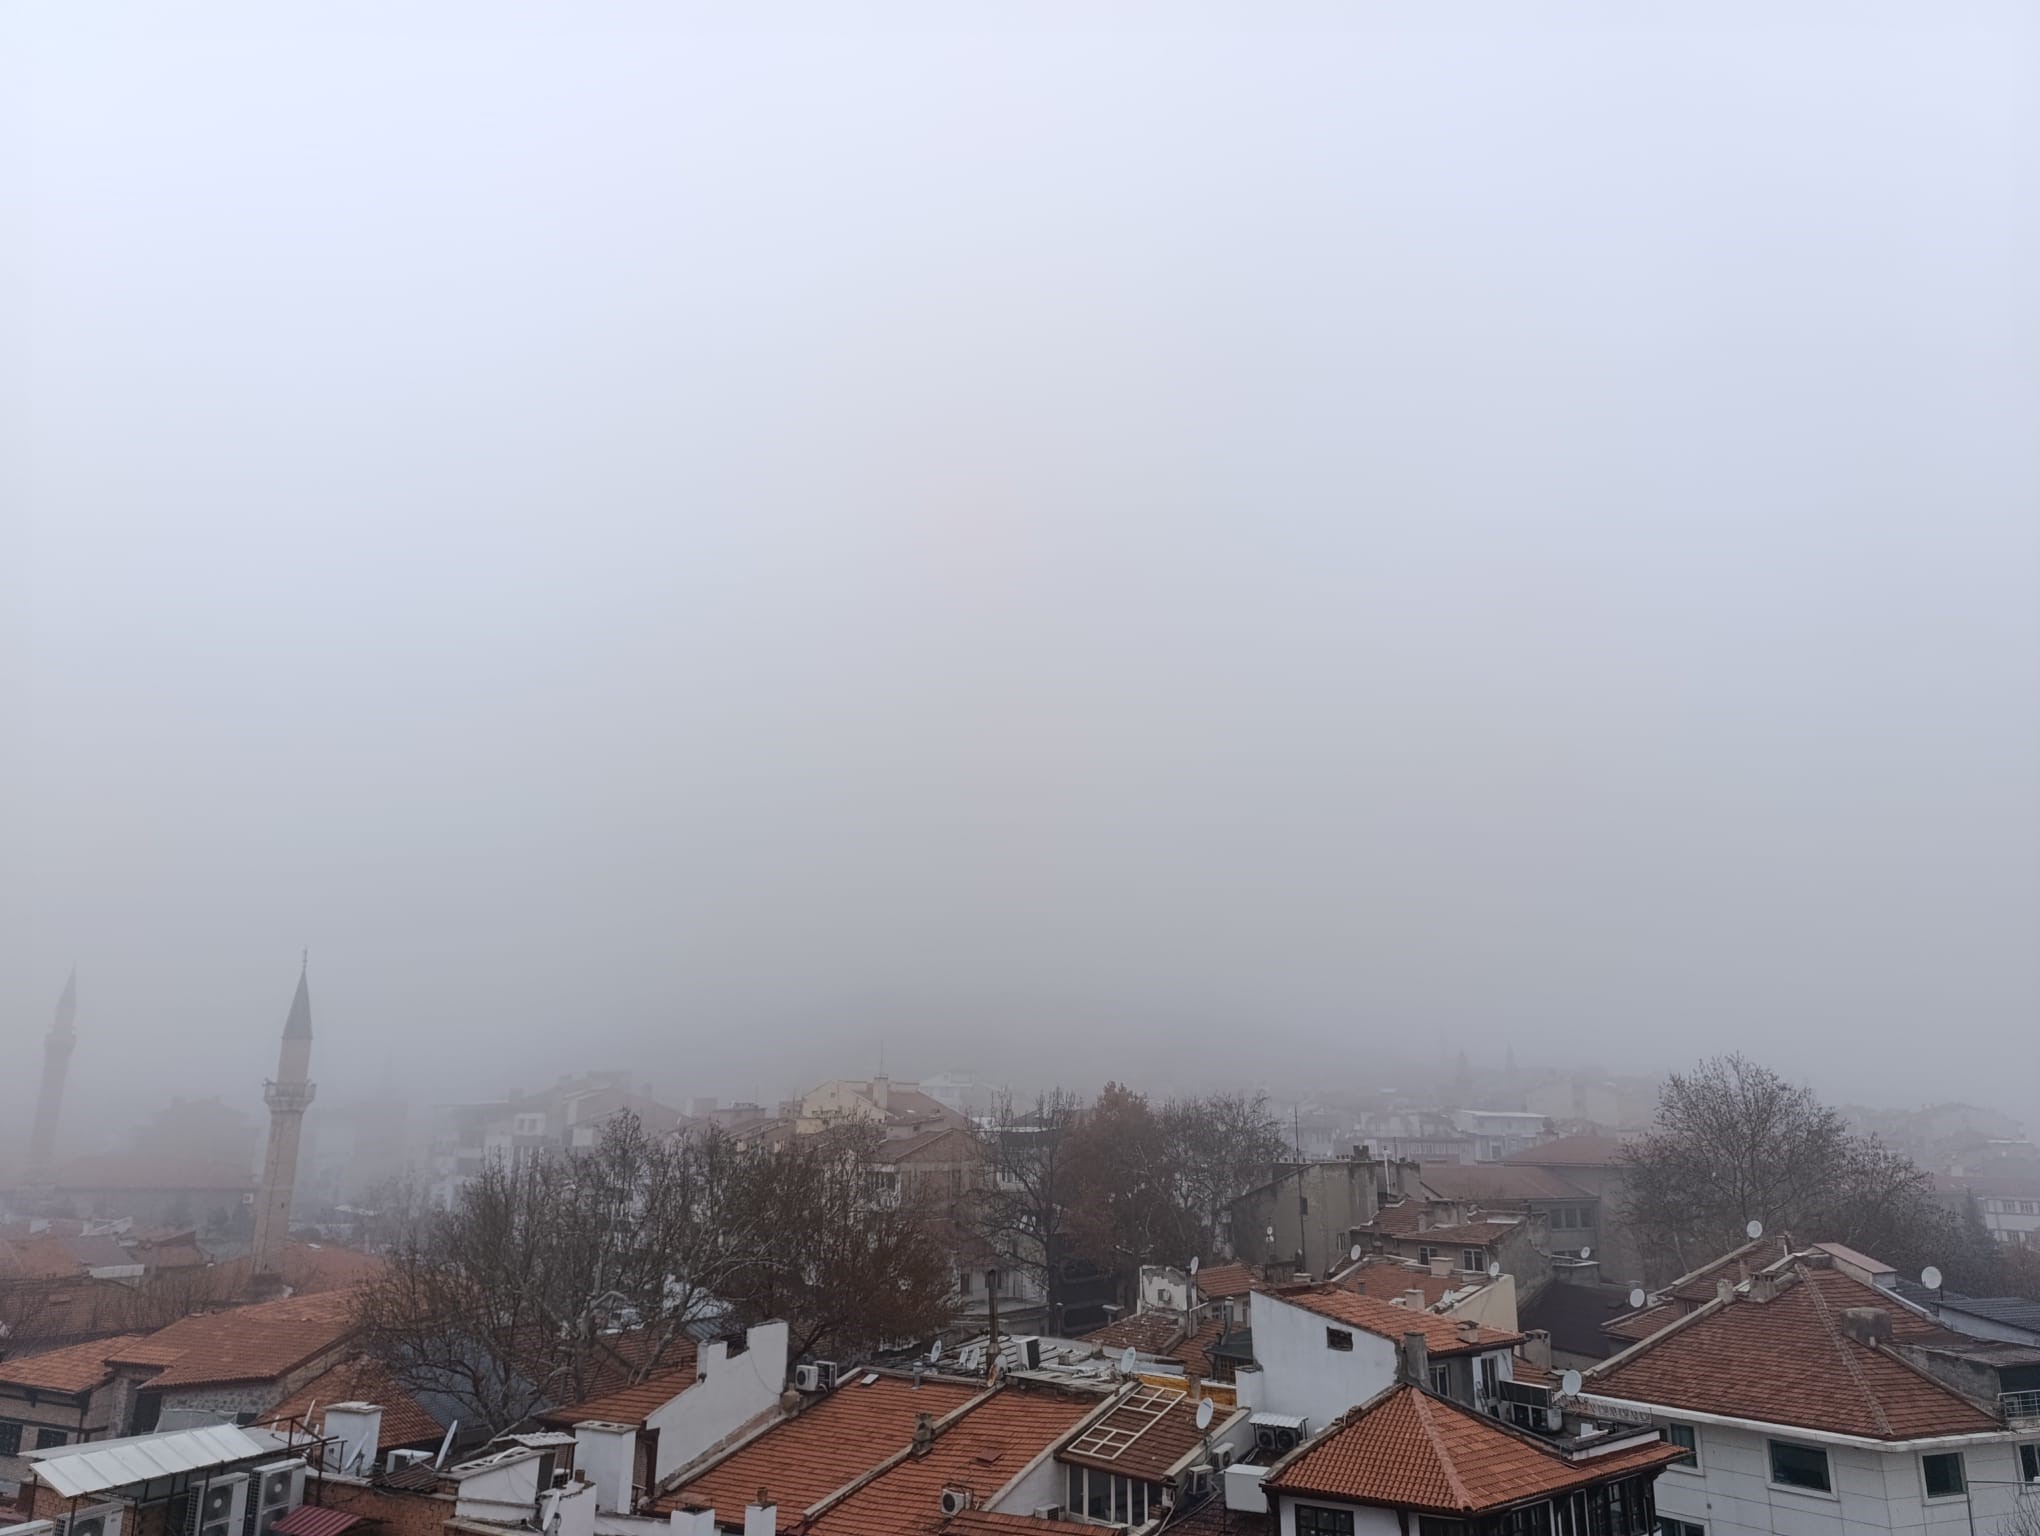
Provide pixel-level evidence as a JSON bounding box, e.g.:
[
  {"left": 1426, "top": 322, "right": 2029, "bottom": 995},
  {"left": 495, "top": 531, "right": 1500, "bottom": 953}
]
[
  {"left": 669, "top": 1513, "right": 716, "bottom": 1536},
  {"left": 1402, "top": 1289, "right": 1427, "bottom": 1311},
  {"left": 323, "top": 1402, "right": 382, "bottom": 1478},
  {"left": 743, "top": 1497, "right": 776, "bottom": 1536},
  {"left": 1401, "top": 1330, "right": 1430, "bottom": 1386},
  {"left": 573, "top": 1421, "right": 637, "bottom": 1513},
  {"left": 1714, "top": 1278, "right": 1735, "bottom": 1304},
  {"left": 1749, "top": 1271, "right": 1781, "bottom": 1304},
  {"left": 1429, "top": 1257, "right": 1453, "bottom": 1278},
  {"left": 1839, "top": 1307, "right": 1893, "bottom": 1346},
  {"left": 910, "top": 1413, "right": 936, "bottom": 1457},
  {"left": 1521, "top": 1330, "right": 1552, "bottom": 1370},
  {"left": 1456, "top": 1318, "right": 1480, "bottom": 1341}
]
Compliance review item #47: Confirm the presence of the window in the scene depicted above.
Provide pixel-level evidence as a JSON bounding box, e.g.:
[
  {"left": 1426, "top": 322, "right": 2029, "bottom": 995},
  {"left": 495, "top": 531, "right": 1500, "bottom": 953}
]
[
  {"left": 1295, "top": 1506, "right": 1356, "bottom": 1536},
  {"left": 1462, "top": 1248, "right": 1485, "bottom": 1272},
  {"left": 1922, "top": 1452, "right": 1965, "bottom": 1499},
  {"left": 1326, "top": 1327, "right": 1354, "bottom": 1351},
  {"left": 1418, "top": 1520, "right": 1470, "bottom": 1536},
  {"left": 1479, "top": 1355, "right": 1500, "bottom": 1403},
  {"left": 1665, "top": 1422, "right": 1700, "bottom": 1470},
  {"left": 1659, "top": 1521, "right": 1705, "bottom": 1536},
  {"left": 34, "top": 1428, "right": 68, "bottom": 1449},
  {"left": 2021, "top": 1443, "right": 2040, "bottom": 1483},
  {"left": 1418, "top": 1246, "right": 1435, "bottom": 1265},
  {"left": 1300, "top": 1195, "right": 1309, "bottom": 1215},
  {"left": 1429, "top": 1364, "right": 1450, "bottom": 1395},
  {"left": 0, "top": 1421, "right": 19, "bottom": 1456},
  {"left": 1495, "top": 1502, "right": 1551, "bottom": 1534},
  {"left": 1767, "top": 1439, "right": 1832, "bottom": 1493}
]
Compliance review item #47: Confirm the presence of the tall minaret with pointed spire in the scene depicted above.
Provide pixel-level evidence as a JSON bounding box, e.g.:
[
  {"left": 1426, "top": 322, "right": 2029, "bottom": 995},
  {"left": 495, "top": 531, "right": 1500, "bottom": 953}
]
[
  {"left": 250, "top": 959, "right": 316, "bottom": 1296},
  {"left": 25, "top": 970, "right": 79, "bottom": 1190}
]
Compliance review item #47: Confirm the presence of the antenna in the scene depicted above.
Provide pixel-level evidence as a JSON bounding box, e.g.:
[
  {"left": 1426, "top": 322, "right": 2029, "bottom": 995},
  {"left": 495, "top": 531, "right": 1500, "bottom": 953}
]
[
  {"left": 1487, "top": 1262, "right": 1502, "bottom": 1278},
  {"left": 1349, "top": 1243, "right": 1363, "bottom": 1264},
  {"left": 1627, "top": 1287, "right": 1647, "bottom": 1309},
  {"left": 930, "top": 1338, "right": 944, "bottom": 1363},
  {"left": 434, "top": 1419, "right": 459, "bottom": 1468},
  {"left": 1559, "top": 1368, "right": 1583, "bottom": 1397},
  {"left": 1921, "top": 1265, "right": 1944, "bottom": 1292},
  {"left": 1119, "top": 1347, "right": 1138, "bottom": 1376},
  {"left": 1745, "top": 1219, "right": 1764, "bottom": 1240},
  {"left": 1579, "top": 1246, "right": 1592, "bottom": 1260},
  {"left": 1189, "top": 1256, "right": 1199, "bottom": 1276},
  {"left": 1194, "top": 1399, "right": 1215, "bottom": 1431}
]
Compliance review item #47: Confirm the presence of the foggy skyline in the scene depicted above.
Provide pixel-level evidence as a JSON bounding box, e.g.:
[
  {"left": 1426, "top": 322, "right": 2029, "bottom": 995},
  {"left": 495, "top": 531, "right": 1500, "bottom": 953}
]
[{"left": 7, "top": 1, "right": 2038, "bottom": 1136}]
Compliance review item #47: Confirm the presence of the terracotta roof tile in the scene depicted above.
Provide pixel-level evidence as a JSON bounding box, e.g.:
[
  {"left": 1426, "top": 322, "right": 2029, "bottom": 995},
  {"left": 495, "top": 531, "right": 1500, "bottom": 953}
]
[
  {"left": 808, "top": 1385, "right": 1100, "bottom": 1536},
  {"left": 265, "top": 1355, "right": 444, "bottom": 1448},
  {"left": 1192, "top": 1263, "right": 1254, "bottom": 1300},
  {"left": 211, "top": 1243, "right": 388, "bottom": 1297},
  {"left": 106, "top": 1289, "right": 358, "bottom": 1388},
  {"left": 1060, "top": 1387, "right": 1238, "bottom": 1482},
  {"left": 1341, "top": 1262, "right": 1461, "bottom": 1308},
  {"left": 0, "top": 1333, "right": 151, "bottom": 1393},
  {"left": 656, "top": 1373, "right": 982, "bottom": 1530},
  {"left": 537, "top": 1354, "right": 699, "bottom": 1429},
  {"left": 1081, "top": 1313, "right": 1186, "bottom": 1358},
  {"left": 1418, "top": 1165, "right": 1592, "bottom": 1203},
  {"left": 1363, "top": 1201, "right": 1428, "bottom": 1236},
  {"left": 1501, "top": 1136, "right": 1631, "bottom": 1168},
  {"left": 1588, "top": 1261, "right": 1998, "bottom": 1441},
  {"left": 1268, "top": 1286, "right": 1523, "bottom": 1357},
  {"left": 1267, "top": 1385, "right": 1681, "bottom": 1514}
]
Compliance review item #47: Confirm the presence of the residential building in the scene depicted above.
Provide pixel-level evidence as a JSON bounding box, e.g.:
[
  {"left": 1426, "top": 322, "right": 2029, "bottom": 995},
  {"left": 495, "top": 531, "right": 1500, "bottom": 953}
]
[
  {"left": 1232, "top": 1152, "right": 1416, "bottom": 1282},
  {"left": 1365, "top": 1215, "right": 1552, "bottom": 1306},
  {"left": 101, "top": 1289, "right": 361, "bottom": 1433},
  {"left": 1260, "top": 1381, "right": 1682, "bottom": 1536},
  {"left": 1349, "top": 1111, "right": 1478, "bottom": 1166},
  {"left": 14, "top": 1422, "right": 320, "bottom": 1535},
  {"left": 791, "top": 1077, "right": 970, "bottom": 1140},
  {"left": 1938, "top": 1171, "right": 2040, "bottom": 1248},
  {"left": 1416, "top": 1163, "right": 1600, "bottom": 1260},
  {"left": 1501, "top": 1136, "right": 1642, "bottom": 1283},
  {"left": 1054, "top": 1384, "right": 1249, "bottom": 1527},
  {"left": 1450, "top": 1110, "right": 1548, "bottom": 1163},
  {"left": 426, "top": 1073, "right": 684, "bottom": 1207},
  {"left": 0, "top": 1333, "right": 147, "bottom": 1498},
  {"left": 1583, "top": 1247, "right": 2037, "bottom": 1535}
]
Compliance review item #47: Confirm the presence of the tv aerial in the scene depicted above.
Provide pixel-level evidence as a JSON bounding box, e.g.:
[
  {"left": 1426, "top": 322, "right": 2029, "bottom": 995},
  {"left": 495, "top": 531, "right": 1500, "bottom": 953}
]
[
  {"left": 1194, "top": 1399, "right": 1215, "bottom": 1431},
  {"left": 1579, "top": 1246, "right": 1592, "bottom": 1260},
  {"left": 1189, "top": 1256, "right": 1199, "bottom": 1276},
  {"left": 1487, "top": 1262, "right": 1502, "bottom": 1278},
  {"left": 1745, "top": 1219, "right": 1764, "bottom": 1240},
  {"left": 1921, "top": 1265, "right": 1943, "bottom": 1291},
  {"left": 1119, "top": 1347, "right": 1138, "bottom": 1376},
  {"left": 1627, "top": 1287, "right": 1647, "bottom": 1309},
  {"left": 1349, "top": 1243, "right": 1364, "bottom": 1263},
  {"left": 1559, "top": 1369, "right": 1583, "bottom": 1398},
  {"left": 930, "top": 1338, "right": 943, "bottom": 1363}
]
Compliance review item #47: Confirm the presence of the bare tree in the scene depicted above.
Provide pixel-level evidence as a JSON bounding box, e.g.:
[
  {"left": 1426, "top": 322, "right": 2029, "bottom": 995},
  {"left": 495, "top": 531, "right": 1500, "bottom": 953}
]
[
  {"left": 1623, "top": 1055, "right": 1953, "bottom": 1282},
  {"left": 970, "top": 1089, "right": 1084, "bottom": 1334},
  {"left": 1065, "top": 1083, "right": 1199, "bottom": 1303},
  {"left": 1162, "top": 1091, "right": 1288, "bottom": 1259}
]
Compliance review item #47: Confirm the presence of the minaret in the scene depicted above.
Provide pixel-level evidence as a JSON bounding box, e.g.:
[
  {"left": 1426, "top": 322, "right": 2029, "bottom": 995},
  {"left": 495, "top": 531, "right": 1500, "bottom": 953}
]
[
  {"left": 25, "top": 970, "right": 78, "bottom": 1190},
  {"left": 250, "top": 958, "right": 317, "bottom": 1296}
]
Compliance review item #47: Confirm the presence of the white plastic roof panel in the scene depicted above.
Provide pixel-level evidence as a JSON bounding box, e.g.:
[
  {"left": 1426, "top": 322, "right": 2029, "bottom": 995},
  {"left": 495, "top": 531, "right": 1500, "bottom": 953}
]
[{"left": 27, "top": 1425, "right": 292, "bottom": 1499}]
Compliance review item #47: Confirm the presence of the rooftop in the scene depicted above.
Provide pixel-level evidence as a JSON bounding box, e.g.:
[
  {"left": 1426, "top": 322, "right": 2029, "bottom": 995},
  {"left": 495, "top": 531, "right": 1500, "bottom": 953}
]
[
  {"left": 656, "top": 1372, "right": 981, "bottom": 1530},
  {"left": 1060, "top": 1384, "right": 1240, "bottom": 1482},
  {"left": 0, "top": 1333, "right": 152, "bottom": 1394},
  {"left": 264, "top": 1355, "right": 445, "bottom": 1449},
  {"left": 1339, "top": 1260, "right": 1464, "bottom": 1309},
  {"left": 1418, "top": 1165, "right": 1593, "bottom": 1204},
  {"left": 536, "top": 1353, "right": 699, "bottom": 1429},
  {"left": 1265, "top": 1384, "right": 1681, "bottom": 1516},
  {"left": 1081, "top": 1311, "right": 1186, "bottom": 1359},
  {"left": 1269, "top": 1286, "right": 1523, "bottom": 1356},
  {"left": 807, "top": 1383, "right": 1101, "bottom": 1536},
  {"left": 1193, "top": 1262, "right": 1255, "bottom": 1301},
  {"left": 1588, "top": 1257, "right": 2002, "bottom": 1442},
  {"left": 104, "top": 1288, "right": 358, "bottom": 1389},
  {"left": 27, "top": 1424, "right": 295, "bottom": 1499},
  {"left": 1502, "top": 1135, "right": 1631, "bottom": 1168}
]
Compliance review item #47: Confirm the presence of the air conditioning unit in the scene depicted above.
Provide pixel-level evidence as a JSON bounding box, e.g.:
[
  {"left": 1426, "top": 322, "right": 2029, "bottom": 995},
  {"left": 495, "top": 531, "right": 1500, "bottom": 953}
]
[
  {"left": 1181, "top": 1465, "right": 1214, "bottom": 1499},
  {"left": 1253, "top": 1426, "right": 1280, "bottom": 1452},
  {"left": 812, "top": 1360, "right": 839, "bottom": 1391},
  {"left": 793, "top": 1364, "right": 825, "bottom": 1392},
  {"left": 188, "top": 1474, "right": 249, "bottom": 1536},
  {"left": 1028, "top": 1506, "right": 1064, "bottom": 1522},
  {"left": 1272, "top": 1427, "right": 1301, "bottom": 1454},
  {"left": 66, "top": 1507, "right": 123, "bottom": 1536},
  {"left": 937, "top": 1488, "right": 974, "bottom": 1517},
  {"left": 1212, "top": 1444, "right": 1239, "bottom": 1471},
  {"left": 249, "top": 1460, "right": 307, "bottom": 1536},
  {"left": 3, "top": 1522, "right": 58, "bottom": 1536}
]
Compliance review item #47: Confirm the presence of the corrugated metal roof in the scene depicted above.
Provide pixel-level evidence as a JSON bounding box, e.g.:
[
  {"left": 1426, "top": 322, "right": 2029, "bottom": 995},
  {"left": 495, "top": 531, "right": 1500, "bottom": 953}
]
[{"left": 26, "top": 1424, "right": 294, "bottom": 1498}]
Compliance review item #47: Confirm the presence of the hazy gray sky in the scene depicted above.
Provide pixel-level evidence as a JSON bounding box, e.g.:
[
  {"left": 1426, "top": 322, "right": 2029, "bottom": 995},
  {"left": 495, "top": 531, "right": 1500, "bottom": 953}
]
[{"left": 6, "top": 1, "right": 2038, "bottom": 1134}]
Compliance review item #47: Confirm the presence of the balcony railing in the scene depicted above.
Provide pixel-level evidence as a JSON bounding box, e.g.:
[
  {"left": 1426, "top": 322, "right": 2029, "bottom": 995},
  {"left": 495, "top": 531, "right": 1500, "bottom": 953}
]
[{"left": 2003, "top": 1389, "right": 2040, "bottom": 1427}]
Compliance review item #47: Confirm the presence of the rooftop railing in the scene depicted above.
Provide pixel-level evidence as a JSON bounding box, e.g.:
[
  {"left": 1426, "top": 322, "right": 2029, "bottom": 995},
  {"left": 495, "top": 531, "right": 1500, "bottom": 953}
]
[{"left": 2002, "top": 1389, "right": 2040, "bottom": 1427}]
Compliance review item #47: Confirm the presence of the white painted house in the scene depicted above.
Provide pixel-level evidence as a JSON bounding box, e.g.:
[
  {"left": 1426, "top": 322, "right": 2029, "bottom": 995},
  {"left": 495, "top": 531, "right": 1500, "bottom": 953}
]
[{"left": 1585, "top": 1249, "right": 2040, "bottom": 1536}]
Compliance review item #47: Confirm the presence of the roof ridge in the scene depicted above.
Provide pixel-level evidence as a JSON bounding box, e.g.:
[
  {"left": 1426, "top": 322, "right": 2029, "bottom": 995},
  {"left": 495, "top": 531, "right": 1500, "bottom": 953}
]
[
  {"left": 1799, "top": 1266, "right": 1892, "bottom": 1437},
  {"left": 1408, "top": 1390, "right": 1475, "bottom": 1512}
]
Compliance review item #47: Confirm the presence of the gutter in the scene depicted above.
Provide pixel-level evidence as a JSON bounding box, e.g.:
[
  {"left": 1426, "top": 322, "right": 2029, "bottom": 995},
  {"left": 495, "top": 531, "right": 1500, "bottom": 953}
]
[{"left": 1569, "top": 1394, "right": 2020, "bottom": 1454}]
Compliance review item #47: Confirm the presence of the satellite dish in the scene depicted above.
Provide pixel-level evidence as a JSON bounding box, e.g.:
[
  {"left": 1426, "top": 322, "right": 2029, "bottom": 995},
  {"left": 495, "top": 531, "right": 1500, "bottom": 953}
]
[
  {"left": 1579, "top": 1246, "right": 1592, "bottom": 1260},
  {"left": 1350, "top": 1243, "right": 1364, "bottom": 1263},
  {"left": 1745, "top": 1219, "right": 1764, "bottom": 1240},
  {"left": 1487, "top": 1262, "right": 1502, "bottom": 1278},
  {"left": 1921, "top": 1265, "right": 1943, "bottom": 1291},
  {"left": 1560, "top": 1369, "right": 1583, "bottom": 1398},
  {"left": 1627, "top": 1287, "right": 1647, "bottom": 1309},
  {"left": 1189, "top": 1256, "right": 1200, "bottom": 1276},
  {"left": 1119, "top": 1347, "right": 1138, "bottom": 1375},
  {"left": 1194, "top": 1399, "right": 1215, "bottom": 1431},
  {"left": 930, "top": 1338, "right": 943, "bottom": 1362}
]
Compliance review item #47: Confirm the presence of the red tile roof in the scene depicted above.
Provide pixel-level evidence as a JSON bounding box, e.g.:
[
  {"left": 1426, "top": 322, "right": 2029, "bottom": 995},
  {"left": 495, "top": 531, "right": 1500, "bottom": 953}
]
[
  {"left": 265, "top": 1355, "right": 444, "bottom": 1448},
  {"left": 1267, "top": 1384, "right": 1681, "bottom": 1515},
  {"left": 537, "top": 1355, "right": 699, "bottom": 1429},
  {"left": 1588, "top": 1260, "right": 1999, "bottom": 1441},
  {"left": 211, "top": 1243, "right": 388, "bottom": 1298},
  {"left": 1081, "top": 1312, "right": 1186, "bottom": 1358},
  {"left": 1269, "top": 1287, "right": 1523, "bottom": 1357},
  {"left": 1502, "top": 1136, "right": 1630, "bottom": 1168},
  {"left": 1363, "top": 1201, "right": 1429, "bottom": 1236},
  {"left": 0, "top": 1333, "right": 151, "bottom": 1393},
  {"left": 656, "top": 1373, "right": 982, "bottom": 1530},
  {"left": 808, "top": 1384, "right": 1101, "bottom": 1536},
  {"left": 105, "top": 1289, "right": 358, "bottom": 1388},
  {"left": 1193, "top": 1263, "right": 1254, "bottom": 1300},
  {"left": 1341, "top": 1261, "right": 1460, "bottom": 1308},
  {"left": 1602, "top": 1236, "right": 1790, "bottom": 1343},
  {"left": 1179, "top": 1317, "right": 1231, "bottom": 1380},
  {"left": 1418, "top": 1165, "right": 1592, "bottom": 1203}
]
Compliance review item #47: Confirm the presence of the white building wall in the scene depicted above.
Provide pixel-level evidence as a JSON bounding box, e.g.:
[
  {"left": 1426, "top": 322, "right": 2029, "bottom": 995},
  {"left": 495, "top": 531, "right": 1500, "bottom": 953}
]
[
  {"left": 1251, "top": 1295, "right": 1400, "bottom": 1427},
  {"left": 644, "top": 1322, "right": 789, "bottom": 1484},
  {"left": 1650, "top": 1418, "right": 2033, "bottom": 1536}
]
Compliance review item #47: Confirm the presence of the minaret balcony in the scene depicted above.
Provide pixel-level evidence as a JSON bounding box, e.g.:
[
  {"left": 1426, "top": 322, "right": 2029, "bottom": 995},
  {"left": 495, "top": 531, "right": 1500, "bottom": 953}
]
[{"left": 264, "top": 1080, "right": 318, "bottom": 1112}]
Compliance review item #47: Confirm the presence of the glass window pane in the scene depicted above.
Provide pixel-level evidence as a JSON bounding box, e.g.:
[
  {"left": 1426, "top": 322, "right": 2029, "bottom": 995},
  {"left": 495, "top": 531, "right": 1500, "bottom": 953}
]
[
  {"left": 1923, "top": 1453, "right": 1965, "bottom": 1498},
  {"left": 1769, "top": 1440, "right": 1832, "bottom": 1492}
]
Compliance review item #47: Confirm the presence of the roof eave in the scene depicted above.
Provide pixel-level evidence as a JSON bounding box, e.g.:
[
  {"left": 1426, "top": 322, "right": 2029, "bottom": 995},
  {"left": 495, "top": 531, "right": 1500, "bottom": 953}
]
[{"left": 1572, "top": 1393, "right": 2011, "bottom": 1452}]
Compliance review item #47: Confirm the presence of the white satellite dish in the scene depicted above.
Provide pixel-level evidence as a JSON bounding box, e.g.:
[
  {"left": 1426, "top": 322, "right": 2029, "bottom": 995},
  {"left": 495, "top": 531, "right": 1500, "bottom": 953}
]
[
  {"left": 1921, "top": 1265, "right": 1943, "bottom": 1291},
  {"left": 1579, "top": 1246, "right": 1592, "bottom": 1260},
  {"left": 1745, "top": 1219, "right": 1764, "bottom": 1240},
  {"left": 1194, "top": 1399, "right": 1215, "bottom": 1431},
  {"left": 1189, "top": 1256, "right": 1200, "bottom": 1276},
  {"left": 1120, "top": 1347, "right": 1138, "bottom": 1375},
  {"left": 1627, "top": 1287, "right": 1647, "bottom": 1310},
  {"left": 1350, "top": 1243, "right": 1364, "bottom": 1263},
  {"left": 1560, "top": 1369, "right": 1583, "bottom": 1397},
  {"left": 1487, "top": 1262, "right": 1502, "bottom": 1278},
  {"left": 930, "top": 1338, "right": 943, "bottom": 1363}
]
